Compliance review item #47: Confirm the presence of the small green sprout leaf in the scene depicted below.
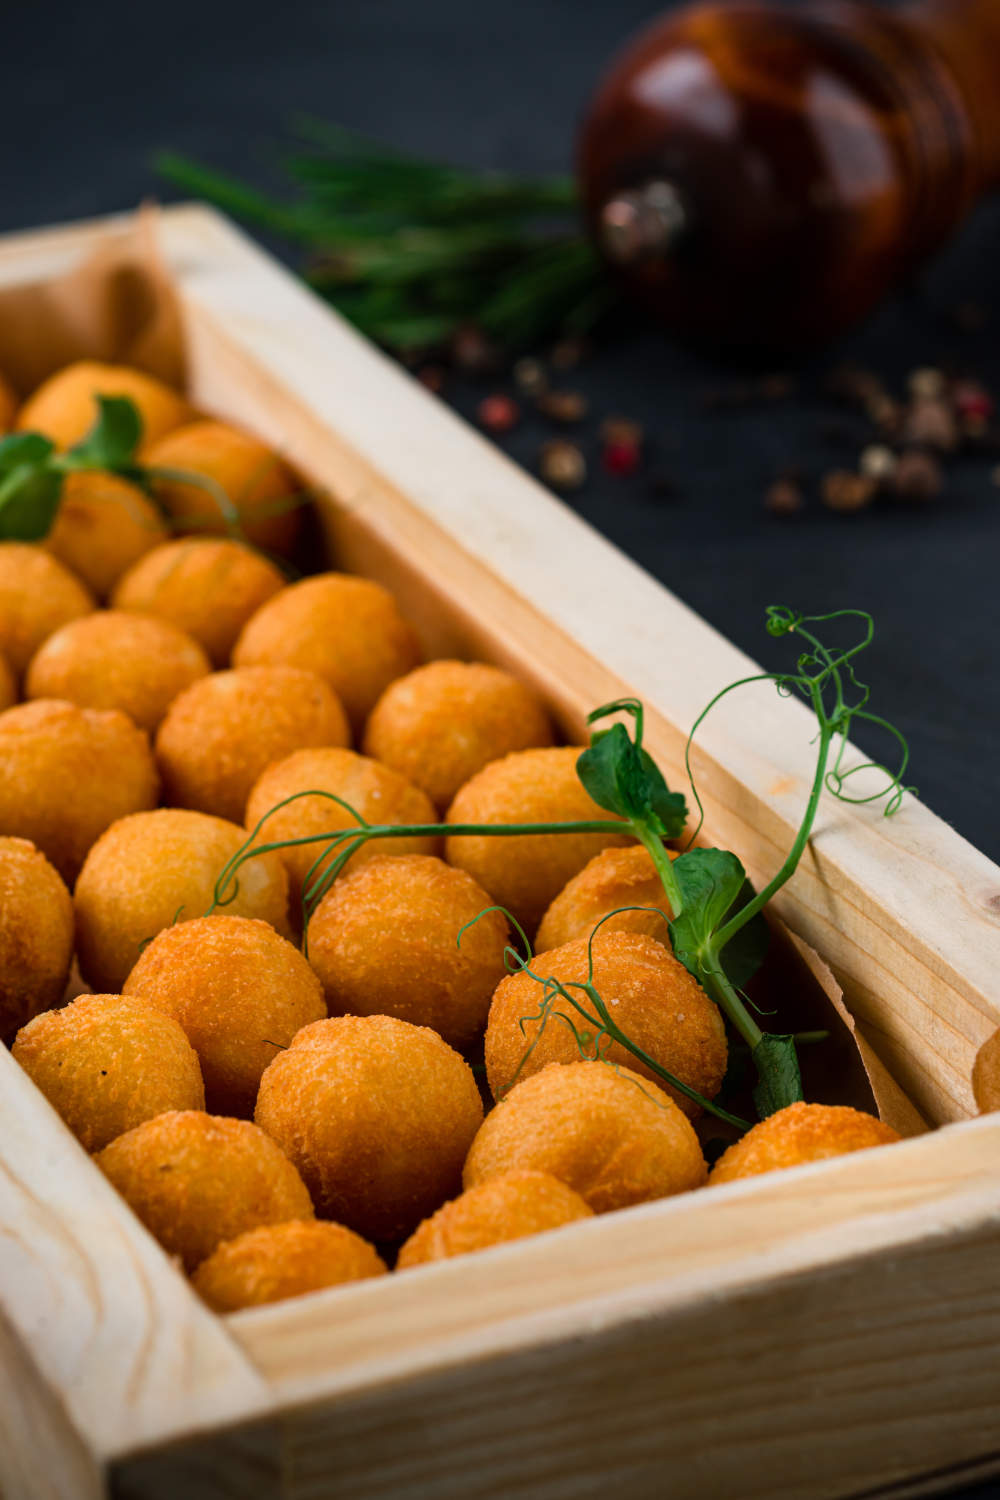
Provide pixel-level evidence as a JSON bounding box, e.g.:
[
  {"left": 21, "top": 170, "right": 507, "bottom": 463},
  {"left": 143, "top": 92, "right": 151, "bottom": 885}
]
[
  {"left": 0, "top": 464, "right": 63, "bottom": 541},
  {"left": 0, "top": 432, "right": 55, "bottom": 474},
  {"left": 751, "top": 1033, "right": 804, "bottom": 1118},
  {"left": 63, "top": 395, "right": 143, "bottom": 472},
  {"left": 577, "top": 716, "right": 687, "bottom": 837},
  {"left": 668, "top": 848, "right": 769, "bottom": 990}
]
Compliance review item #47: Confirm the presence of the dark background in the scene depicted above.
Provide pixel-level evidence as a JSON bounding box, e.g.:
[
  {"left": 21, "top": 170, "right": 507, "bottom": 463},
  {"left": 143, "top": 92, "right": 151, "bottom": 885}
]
[{"left": 2, "top": 3, "right": 998, "bottom": 1495}]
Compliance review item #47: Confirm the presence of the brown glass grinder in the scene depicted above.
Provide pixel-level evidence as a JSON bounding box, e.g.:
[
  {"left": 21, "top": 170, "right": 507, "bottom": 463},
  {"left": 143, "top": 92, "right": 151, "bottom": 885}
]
[{"left": 578, "top": 0, "right": 1000, "bottom": 352}]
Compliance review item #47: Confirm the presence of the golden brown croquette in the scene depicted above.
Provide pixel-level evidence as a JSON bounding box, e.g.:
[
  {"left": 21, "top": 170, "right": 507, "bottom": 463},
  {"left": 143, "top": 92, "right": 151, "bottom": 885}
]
[
  {"left": 397, "top": 1170, "right": 592, "bottom": 1267},
  {"left": 463, "top": 1061, "right": 708, "bottom": 1213},
  {"left": 112, "top": 538, "right": 286, "bottom": 668},
  {"left": 0, "top": 543, "right": 95, "bottom": 677},
  {"left": 13, "top": 994, "right": 205, "bottom": 1153},
  {"left": 363, "top": 660, "right": 555, "bottom": 812},
  {"left": 156, "top": 667, "right": 351, "bottom": 824},
  {"left": 233, "top": 573, "right": 421, "bottom": 733},
  {"left": 255, "top": 1015, "right": 484, "bottom": 1242},
  {"left": 123, "top": 915, "right": 326, "bottom": 1116},
  {"left": 16, "top": 361, "right": 193, "bottom": 453},
  {"left": 0, "top": 700, "right": 158, "bottom": 883},
  {"left": 0, "top": 837, "right": 74, "bottom": 1043},
  {"left": 709, "top": 1102, "right": 901, "bottom": 1185},
  {"left": 192, "top": 1219, "right": 387, "bottom": 1311},
  {"left": 0, "top": 649, "right": 16, "bottom": 712},
  {"left": 305, "top": 855, "right": 508, "bottom": 1050},
  {"left": 536, "top": 844, "right": 674, "bottom": 952},
  {"left": 45, "top": 470, "right": 168, "bottom": 599},
  {"left": 74, "top": 809, "right": 290, "bottom": 993},
  {"left": 95, "top": 1110, "right": 314, "bottom": 1271}
]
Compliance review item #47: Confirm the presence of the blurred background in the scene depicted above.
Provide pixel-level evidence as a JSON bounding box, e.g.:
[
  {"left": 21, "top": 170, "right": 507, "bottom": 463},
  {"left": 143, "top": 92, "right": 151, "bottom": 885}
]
[{"left": 2, "top": 0, "right": 999, "bottom": 884}]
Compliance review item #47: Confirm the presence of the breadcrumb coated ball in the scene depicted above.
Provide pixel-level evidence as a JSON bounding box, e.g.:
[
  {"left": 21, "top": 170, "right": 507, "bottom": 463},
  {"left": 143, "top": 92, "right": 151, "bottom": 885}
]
[
  {"left": 445, "top": 747, "right": 632, "bottom": 937},
  {"left": 306, "top": 855, "right": 508, "bottom": 1050},
  {"left": 0, "top": 543, "right": 95, "bottom": 677},
  {"left": 74, "top": 808, "right": 290, "bottom": 993},
  {"left": 192, "top": 1219, "right": 387, "bottom": 1312},
  {"left": 95, "top": 1110, "right": 314, "bottom": 1271},
  {"left": 123, "top": 915, "right": 326, "bottom": 1116},
  {"left": 45, "top": 470, "right": 168, "bottom": 599},
  {"left": 485, "top": 932, "right": 725, "bottom": 1116},
  {"left": 0, "top": 837, "right": 74, "bottom": 1043},
  {"left": 363, "top": 660, "right": 555, "bottom": 813},
  {"left": 0, "top": 699, "right": 158, "bottom": 883},
  {"left": 463, "top": 1061, "right": 707, "bottom": 1213},
  {"left": 13, "top": 994, "right": 205, "bottom": 1153},
  {"left": 145, "top": 420, "right": 301, "bottom": 554},
  {"left": 397, "top": 1170, "right": 592, "bottom": 1268},
  {"left": 16, "top": 361, "right": 193, "bottom": 453},
  {"left": 112, "top": 538, "right": 286, "bottom": 668},
  {"left": 234, "top": 573, "right": 421, "bottom": 733},
  {"left": 536, "top": 845, "right": 674, "bottom": 952},
  {"left": 0, "top": 649, "right": 15, "bottom": 712},
  {"left": 245, "top": 748, "right": 438, "bottom": 917},
  {"left": 709, "top": 1102, "right": 901, "bottom": 1185},
  {"left": 255, "top": 1015, "right": 484, "bottom": 1242},
  {"left": 26, "top": 610, "right": 210, "bottom": 733},
  {"left": 156, "top": 667, "right": 351, "bottom": 824}
]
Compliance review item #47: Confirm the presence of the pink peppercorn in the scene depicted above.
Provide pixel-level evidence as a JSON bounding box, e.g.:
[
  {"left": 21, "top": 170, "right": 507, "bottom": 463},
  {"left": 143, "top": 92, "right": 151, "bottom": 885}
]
[{"left": 602, "top": 441, "right": 640, "bottom": 477}]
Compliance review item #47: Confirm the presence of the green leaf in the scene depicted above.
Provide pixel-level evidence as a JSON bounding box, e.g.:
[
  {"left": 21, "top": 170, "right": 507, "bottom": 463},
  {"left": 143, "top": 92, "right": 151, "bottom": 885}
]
[
  {"left": 64, "top": 395, "right": 143, "bottom": 471},
  {"left": 576, "top": 724, "right": 686, "bottom": 837},
  {"left": 0, "top": 432, "right": 54, "bottom": 475},
  {"left": 668, "top": 847, "right": 769, "bottom": 989},
  {"left": 638, "top": 748, "right": 688, "bottom": 840},
  {"left": 751, "top": 1033, "right": 804, "bottom": 1118},
  {"left": 0, "top": 465, "right": 64, "bottom": 541}
]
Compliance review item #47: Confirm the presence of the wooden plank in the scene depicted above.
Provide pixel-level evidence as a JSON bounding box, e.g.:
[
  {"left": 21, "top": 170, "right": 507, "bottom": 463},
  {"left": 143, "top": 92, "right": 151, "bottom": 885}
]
[{"left": 0, "top": 1047, "right": 272, "bottom": 1479}]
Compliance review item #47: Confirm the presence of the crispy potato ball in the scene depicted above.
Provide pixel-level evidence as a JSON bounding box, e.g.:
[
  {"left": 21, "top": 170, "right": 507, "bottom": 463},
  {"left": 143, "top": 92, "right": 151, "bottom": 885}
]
[
  {"left": 234, "top": 573, "right": 421, "bottom": 733},
  {"left": 112, "top": 538, "right": 286, "bottom": 668},
  {"left": 45, "top": 470, "right": 168, "bottom": 599},
  {"left": 464, "top": 1062, "right": 707, "bottom": 1213},
  {"left": 123, "top": 915, "right": 326, "bottom": 1115},
  {"left": 0, "top": 649, "right": 15, "bottom": 711},
  {"left": 485, "top": 932, "right": 726, "bottom": 1117},
  {"left": 445, "top": 747, "right": 632, "bottom": 937},
  {"left": 709, "top": 1102, "right": 901, "bottom": 1185},
  {"left": 255, "top": 1015, "right": 484, "bottom": 1242},
  {"left": 0, "top": 700, "right": 158, "bottom": 883},
  {"left": 74, "top": 809, "right": 290, "bottom": 993},
  {"left": 95, "top": 1110, "right": 314, "bottom": 1271},
  {"left": 306, "top": 855, "right": 508, "bottom": 1050},
  {"left": 145, "top": 420, "right": 300, "bottom": 554},
  {"left": 13, "top": 994, "right": 205, "bottom": 1153},
  {"left": 156, "top": 667, "right": 351, "bottom": 824},
  {"left": 16, "top": 361, "right": 193, "bottom": 453},
  {"left": 363, "top": 660, "right": 555, "bottom": 813},
  {"left": 397, "top": 1170, "right": 592, "bottom": 1268},
  {"left": 536, "top": 845, "right": 674, "bottom": 952},
  {"left": 0, "top": 837, "right": 74, "bottom": 1043},
  {"left": 26, "top": 610, "right": 210, "bottom": 733},
  {"left": 0, "top": 543, "right": 95, "bottom": 677},
  {"left": 192, "top": 1219, "right": 387, "bottom": 1312},
  {"left": 0, "top": 370, "right": 16, "bottom": 430},
  {"left": 245, "top": 748, "right": 438, "bottom": 916}
]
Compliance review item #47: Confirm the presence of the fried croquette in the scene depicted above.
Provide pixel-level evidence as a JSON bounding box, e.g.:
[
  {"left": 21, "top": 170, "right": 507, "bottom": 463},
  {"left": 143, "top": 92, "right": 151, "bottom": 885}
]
[
  {"left": 463, "top": 1061, "right": 708, "bottom": 1212},
  {"left": 95, "top": 1110, "right": 314, "bottom": 1271},
  {"left": 306, "top": 855, "right": 508, "bottom": 1050},
  {"left": 709, "top": 1102, "right": 901, "bottom": 1185},
  {"left": 255, "top": 1015, "right": 484, "bottom": 1242},
  {"left": 0, "top": 543, "right": 95, "bottom": 677},
  {"left": 397, "top": 1170, "right": 592, "bottom": 1268},
  {"left": 0, "top": 837, "right": 73, "bottom": 1043},
  {"left": 123, "top": 916, "right": 326, "bottom": 1115},
  {"left": 192, "top": 1219, "right": 387, "bottom": 1312},
  {"left": 13, "top": 994, "right": 205, "bottom": 1153},
  {"left": 144, "top": 420, "right": 300, "bottom": 553},
  {"left": 363, "top": 660, "right": 555, "bottom": 812},
  {"left": 0, "top": 649, "right": 15, "bottom": 711},
  {"left": 112, "top": 538, "right": 286, "bottom": 667},
  {"left": 445, "top": 747, "right": 632, "bottom": 936},
  {"left": 245, "top": 748, "right": 438, "bottom": 916},
  {"left": 536, "top": 844, "right": 674, "bottom": 952},
  {"left": 485, "top": 931, "right": 726, "bottom": 1116},
  {"left": 26, "top": 610, "right": 210, "bottom": 733},
  {"left": 0, "top": 699, "right": 158, "bottom": 883},
  {"left": 74, "top": 808, "right": 290, "bottom": 993},
  {"left": 156, "top": 667, "right": 350, "bottom": 824},
  {"left": 16, "top": 361, "right": 193, "bottom": 453},
  {"left": 45, "top": 470, "right": 168, "bottom": 599},
  {"left": 233, "top": 573, "right": 421, "bottom": 733}
]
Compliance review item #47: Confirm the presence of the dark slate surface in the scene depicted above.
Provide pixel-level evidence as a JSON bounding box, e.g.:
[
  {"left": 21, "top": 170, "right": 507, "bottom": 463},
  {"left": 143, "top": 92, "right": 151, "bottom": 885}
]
[{"left": 1, "top": 1, "right": 998, "bottom": 1494}]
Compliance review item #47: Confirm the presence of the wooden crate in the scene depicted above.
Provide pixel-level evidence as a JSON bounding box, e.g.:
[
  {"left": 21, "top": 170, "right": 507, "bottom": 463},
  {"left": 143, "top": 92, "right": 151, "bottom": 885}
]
[{"left": 2, "top": 205, "right": 1000, "bottom": 1500}]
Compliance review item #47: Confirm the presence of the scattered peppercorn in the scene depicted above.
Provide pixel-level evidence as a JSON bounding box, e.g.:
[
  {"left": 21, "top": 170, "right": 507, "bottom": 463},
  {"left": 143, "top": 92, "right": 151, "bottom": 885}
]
[
  {"left": 903, "top": 396, "right": 958, "bottom": 452},
  {"left": 550, "top": 338, "right": 589, "bottom": 370},
  {"left": 539, "top": 439, "right": 586, "bottom": 491},
  {"left": 764, "top": 478, "right": 804, "bottom": 516},
  {"left": 512, "top": 357, "right": 547, "bottom": 397},
  {"left": 892, "top": 449, "right": 944, "bottom": 502},
  {"left": 859, "top": 445, "right": 898, "bottom": 485},
  {"left": 451, "top": 324, "right": 498, "bottom": 374},
  {"left": 908, "top": 367, "right": 946, "bottom": 401},
  {"left": 599, "top": 416, "right": 644, "bottom": 448},
  {"left": 536, "top": 390, "right": 589, "bottom": 424},
  {"left": 476, "top": 394, "right": 520, "bottom": 434},
  {"left": 603, "top": 441, "right": 641, "bottom": 477},
  {"left": 821, "top": 470, "right": 877, "bottom": 514},
  {"left": 416, "top": 365, "right": 446, "bottom": 394},
  {"left": 953, "top": 379, "right": 995, "bottom": 438}
]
